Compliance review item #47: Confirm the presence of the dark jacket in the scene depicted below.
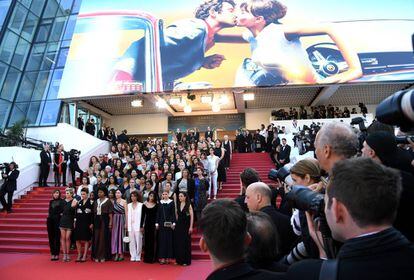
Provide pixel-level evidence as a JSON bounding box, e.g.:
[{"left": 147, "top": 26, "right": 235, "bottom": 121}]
[
  {"left": 234, "top": 195, "right": 249, "bottom": 213},
  {"left": 40, "top": 150, "right": 52, "bottom": 166},
  {"left": 2, "top": 169, "right": 19, "bottom": 192},
  {"left": 287, "top": 227, "right": 414, "bottom": 280},
  {"left": 175, "top": 177, "right": 195, "bottom": 200},
  {"left": 85, "top": 122, "right": 95, "bottom": 136},
  {"left": 207, "top": 261, "right": 286, "bottom": 280},
  {"left": 278, "top": 145, "right": 291, "bottom": 163},
  {"left": 97, "top": 129, "right": 106, "bottom": 140},
  {"left": 393, "top": 170, "right": 414, "bottom": 242},
  {"left": 205, "top": 131, "right": 213, "bottom": 140},
  {"left": 260, "top": 205, "right": 296, "bottom": 257}
]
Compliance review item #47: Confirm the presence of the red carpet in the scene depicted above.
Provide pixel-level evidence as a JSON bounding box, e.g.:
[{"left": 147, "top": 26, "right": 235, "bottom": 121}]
[
  {"left": 0, "top": 253, "right": 212, "bottom": 280},
  {"left": 0, "top": 153, "right": 275, "bottom": 278}
]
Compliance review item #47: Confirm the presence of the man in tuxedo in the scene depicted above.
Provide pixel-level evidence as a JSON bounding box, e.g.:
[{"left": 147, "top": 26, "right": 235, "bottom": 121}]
[
  {"left": 85, "top": 118, "right": 96, "bottom": 136},
  {"left": 277, "top": 138, "right": 291, "bottom": 168},
  {"left": 97, "top": 126, "right": 107, "bottom": 140},
  {"left": 200, "top": 199, "right": 284, "bottom": 280},
  {"left": 245, "top": 182, "right": 296, "bottom": 257},
  {"left": 236, "top": 130, "right": 246, "bottom": 153},
  {"left": 39, "top": 144, "right": 51, "bottom": 187},
  {"left": 0, "top": 162, "right": 20, "bottom": 213},
  {"left": 287, "top": 158, "right": 414, "bottom": 279},
  {"left": 205, "top": 126, "right": 214, "bottom": 141},
  {"left": 77, "top": 116, "right": 84, "bottom": 130},
  {"left": 175, "top": 128, "right": 182, "bottom": 142},
  {"left": 118, "top": 129, "right": 129, "bottom": 144}
]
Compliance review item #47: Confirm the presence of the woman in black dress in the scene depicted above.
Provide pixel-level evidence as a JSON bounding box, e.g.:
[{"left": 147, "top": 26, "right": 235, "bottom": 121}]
[
  {"left": 142, "top": 191, "right": 158, "bottom": 263},
  {"left": 59, "top": 188, "right": 77, "bottom": 262},
  {"left": 193, "top": 167, "right": 208, "bottom": 224},
  {"left": 73, "top": 187, "right": 93, "bottom": 262},
  {"left": 174, "top": 192, "right": 194, "bottom": 266},
  {"left": 47, "top": 190, "right": 64, "bottom": 261},
  {"left": 92, "top": 187, "right": 113, "bottom": 262},
  {"left": 214, "top": 139, "right": 227, "bottom": 190},
  {"left": 222, "top": 135, "right": 232, "bottom": 169},
  {"left": 156, "top": 191, "right": 176, "bottom": 264}
]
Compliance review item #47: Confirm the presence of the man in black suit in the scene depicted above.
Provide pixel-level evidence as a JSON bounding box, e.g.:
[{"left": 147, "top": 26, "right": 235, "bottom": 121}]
[
  {"left": 277, "top": 138, "right": 291, "bottom": 168},
  {"left": 85, "top": 118, "right": 96, "bottom": 136},
  {"left": 97, "top": 126, "right": 107, "bottom": 140},
  {"left": 287, "top": 157, "right": 414, "bottom": 279},
  {"left": 205, "top": 126, "right": 213, "bottom": 141},
  {"left": 235, "top": 168, "right": 260, "bottom": 212},
  {"left": 77, "top": 116, "right": 84, "bottom": 130},
  {"left": 236, "top": 130, "right": 246, "bottom": 153},
  {"left": 200, "top": 199, "right": 285, "bottom": 280},
  {"left": 245, "top": 182, "right": 296, "bottom": 257},
  {"left": 0, "top": 162, "right": 20, "bottom": 213},
  {"left": 175, "top": 128, "right": 182, "bottom": 142},
  {"left": 117, "top": 129, "right": 129, "bottom": 144},
  {"left": 39, "top": 144, "right": 51, "bottom": 187}
]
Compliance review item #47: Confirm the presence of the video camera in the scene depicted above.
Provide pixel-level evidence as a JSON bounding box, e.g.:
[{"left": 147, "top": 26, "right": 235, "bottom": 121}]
[
  {"left": 69, "top": 149, "right": 81, "bottom": 161},
  {"left": 268, "top": 164, "right": 293, "bottom": 186},
  {"left": 0, "top": 162, "right": 18, "bottom": 173}
]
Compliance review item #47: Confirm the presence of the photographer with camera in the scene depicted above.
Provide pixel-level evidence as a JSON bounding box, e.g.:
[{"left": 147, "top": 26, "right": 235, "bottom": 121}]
[
  {"left": 0, "top": 162, "right": 20, "bottom": 213},
  {"left": 69, "top": 149, "right": 83, "bottom": 186},
  {"left": 362, "top": 131, "right": 414, "bottom": 242},
  {"left": 287, "top": 157, "right": 414, "bottom": 279},
  {"left": 39, "top": 144, "right": 52, "bottom": 187}
]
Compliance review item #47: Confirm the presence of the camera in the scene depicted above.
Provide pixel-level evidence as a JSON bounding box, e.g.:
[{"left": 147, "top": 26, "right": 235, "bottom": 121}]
[
  {"left": 395, "top": 135, "right": 414, "bottom": 145},
  {"left": 0, "top": 162, "right": 10, "bottom": 173},
  {"left": 69, "top": 149, "right": 81, "bottom": 161},
  {"left": 268, "top": 164, "right": 293, "bottom": 185},
  {"left": 286, "top": 186, "right": 325, "bottom": 216}
]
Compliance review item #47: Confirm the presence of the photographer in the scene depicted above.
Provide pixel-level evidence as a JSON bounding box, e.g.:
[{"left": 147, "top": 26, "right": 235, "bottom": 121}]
[
  {"left": 287, "top": 157, "right": 414, "bottom": 279},
  {"left": 39, "top": 144, "right": 52, "bottom": 187},
  {"left": 69, "top": 149, "right": 83, "bottom": 186},
  {"left": 0, "top": 162, "right": 19, "bottom": 213},
  {"left": 362, "top": 131, "right": 414, "bottom": 241}
]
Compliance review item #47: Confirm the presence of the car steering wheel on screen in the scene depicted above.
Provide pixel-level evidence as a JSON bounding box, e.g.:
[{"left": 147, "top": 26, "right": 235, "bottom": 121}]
[{"left": 306, "top": 43, "right": 349, "bottom": 78}]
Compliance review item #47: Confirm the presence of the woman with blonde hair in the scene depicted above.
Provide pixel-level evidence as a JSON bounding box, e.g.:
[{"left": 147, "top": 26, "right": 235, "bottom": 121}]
[{"left": 59, "top": 187, "right": 76, "bottom": 262}]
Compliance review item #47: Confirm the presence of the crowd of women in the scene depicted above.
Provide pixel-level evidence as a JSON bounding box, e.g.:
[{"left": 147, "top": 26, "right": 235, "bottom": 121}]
[{"left": 46, "top": 131, "right": 232, "bottom": 264}]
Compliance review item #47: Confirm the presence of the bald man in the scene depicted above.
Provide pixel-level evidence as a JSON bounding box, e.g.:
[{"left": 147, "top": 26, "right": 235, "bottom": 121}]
[
  {"left": 314, "top": 122, "right": 358, "bottom": 173},
  {"left": 245, "top": 182, "right": 296, "bottom": 257}
]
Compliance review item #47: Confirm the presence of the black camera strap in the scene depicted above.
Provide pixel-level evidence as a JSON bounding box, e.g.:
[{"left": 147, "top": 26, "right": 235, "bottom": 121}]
[{"left": 319, "top": 259, "right": 338, "bottom": 280}]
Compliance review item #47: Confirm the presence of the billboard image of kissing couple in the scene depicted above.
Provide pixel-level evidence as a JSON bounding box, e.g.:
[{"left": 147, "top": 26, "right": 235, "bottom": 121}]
[{"left": 58, "top": 0, "right": 414, "bottom": 99}]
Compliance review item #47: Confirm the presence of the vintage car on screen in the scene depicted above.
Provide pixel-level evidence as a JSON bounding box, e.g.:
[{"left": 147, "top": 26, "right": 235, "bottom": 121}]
[{"left": 76, "top": 11, "right": 414, "bottom": 93}]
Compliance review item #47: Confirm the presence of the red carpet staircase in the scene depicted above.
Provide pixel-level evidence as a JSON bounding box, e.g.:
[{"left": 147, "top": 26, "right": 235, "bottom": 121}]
[{"left": 0, "top": 153, "right": 275, "bottom": 260}]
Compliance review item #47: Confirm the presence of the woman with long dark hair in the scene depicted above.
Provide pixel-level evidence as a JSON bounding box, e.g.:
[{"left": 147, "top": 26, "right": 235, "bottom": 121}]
[
  {"left": 73, "top": 187, "right": 93, "bottom": 262},
  {"left": 174, "top": 192, "right": 194, "bottom": 266},
  {"left": 112, "top": 189, "right": 127, "bottom": 261},
  {"left": 127, "top": 191, "right": 144, "bottom": 262},
  {"left": 92, "top": 187, "right": 113, "bottom": 262},
  {"left": 193, "top": 167, "right": 208, "bottom": 223},
  {"left": 142, "top": 191, "right": 158, "bottom": 263},
  {"left": 214, "top": 139, "right": 227, "bottom": 191},
  {"left": 47, "top": 189, "right": 64, "bottom": 261}
]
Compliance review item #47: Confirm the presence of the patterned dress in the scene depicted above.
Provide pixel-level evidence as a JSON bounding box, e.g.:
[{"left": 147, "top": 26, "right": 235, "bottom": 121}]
[{"left": 111, "top": 200, "right": 126, "bottom": 254}]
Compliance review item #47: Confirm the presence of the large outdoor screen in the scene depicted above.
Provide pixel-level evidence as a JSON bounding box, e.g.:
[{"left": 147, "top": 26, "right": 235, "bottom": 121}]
[{"left": 58, "top": 0, "right": 414, "bottom": 99}]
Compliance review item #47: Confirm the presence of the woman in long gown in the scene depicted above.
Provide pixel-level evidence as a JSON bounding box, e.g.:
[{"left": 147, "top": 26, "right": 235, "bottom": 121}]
[
  {"left": 92, "top": 187, "right": 113, "bottom": 262},
  {"left": 111, "top": 189, "right": 127, "bottom": 261},
  {"left": 156, "top": 191, "right": 176, "bottom": 264},
  {"left": 142, "top": 191, "right": 158, "bottom": 263},
  {"left": 193, "top": 167, "right": 208, "bottom": 224},
  {"left": 174, "top": 192, "right": 194, "bottom": 266},
  {"left": 222, "top": 135, "right": 232, "bottom": 169},
  {"left": 214, "top": 140, "right": 227, "bottom": 191},
  {"left": 47, "top": 190, "right": 64, "bottom": 261},
  {"left": 73, "top": 187, "right": 93, "bottom": 262}
]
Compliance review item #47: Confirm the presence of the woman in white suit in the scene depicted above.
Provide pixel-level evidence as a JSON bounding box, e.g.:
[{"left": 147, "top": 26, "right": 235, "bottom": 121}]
[{"left": 127, "top": 191, "right": 144, "bottom": 262}]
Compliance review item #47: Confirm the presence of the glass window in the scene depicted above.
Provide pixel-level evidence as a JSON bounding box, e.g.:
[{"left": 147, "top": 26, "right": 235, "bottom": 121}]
[
  {"left": 29, "top": 0, "right": 46, "bottom": 17},
  {"left": 8, "top": 102, "right": 29, "bottom": 126},
  {"left": 0, "top": 0, "right": 12, "bottom": 29},
  {"left": 42, "top": 0, "right": 58, "bottom": 18},
  {"left": 0, "top": 68, "right": 21, "bottom": 101},
  {"left": 40, "top": 100, "right": 60, "bottom": 125},
  {"left": 0, "top": 61, "right": 8, "bottom": 86},
  {"left": 56, "top": 47, "right": 68, "bottom": 68},
  {"left": 63, "top": 14, "right": 76, "bottom": 40},
  {"left": 26, "top": 101, "right": 41, "bottom": 125},
  {"left": 21, "top": 11, "right": 39, "bottom": 41},
  {"left": 16, "top": 71, "right": 37, "bottom": 102},
  {"left": 8, "top": 3, "right": 28, "bottom": 35},
  {"left": 20, "top": 0, "right": 32, "bottom": 9},
  {"left": 26, "top": 43, "right": 45, "bottom": 71},
  {"left": 59, "top": 0, "right": 73, "bottom": 15},
  {"left": 45, "top": 69, "right": 62, "bottom": 99},
  {"left": 0, "top": 99, "right": 12, "bottom": 129},
  {"left": 71, "top": 0, "right": 81, "bottom": 14},
  {"left": 31, "top": 70, "right": 50, "bottom": 100},
  {"left": 11, "top": 38, "right": 30, "bottom": 70},
  {"left": 0, "top": 31, "right": 19, "bottom": 64},
  {"left": 35, "top": 19, "right": 52, "bottom": 42},
  {"left": 41, "top": 42, "right": 58, "bottom": 70},
  {"left": 49, "top": 16, "right": 66, "bottom": 42},
  {"left": 61, "top": 39, "right": 71, "bottom": 48}
]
